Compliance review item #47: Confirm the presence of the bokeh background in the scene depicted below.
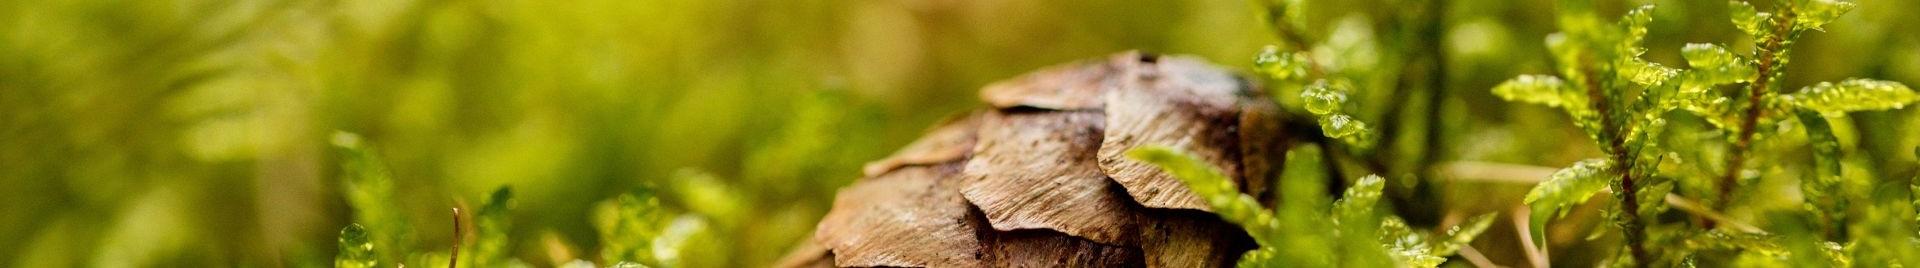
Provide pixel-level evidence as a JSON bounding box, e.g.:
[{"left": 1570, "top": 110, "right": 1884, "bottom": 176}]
[{"left": 3, "top": 0, "right": 1918, "bottom": 267}]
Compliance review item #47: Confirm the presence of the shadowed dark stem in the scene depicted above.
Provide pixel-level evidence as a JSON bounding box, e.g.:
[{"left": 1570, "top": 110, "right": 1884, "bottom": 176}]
[
  {"left": 1717, "top": 4, "right": 1798, "bottom": 228},
  {"left": 1580, "top": 52, "right": 1648, "bottom": 266},
  {"left": 451, "top": 208, "right": 462, "bottom": 268}
]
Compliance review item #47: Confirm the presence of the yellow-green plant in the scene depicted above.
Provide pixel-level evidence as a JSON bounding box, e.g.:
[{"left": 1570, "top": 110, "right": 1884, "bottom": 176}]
[
  {"left": 1495, "top": 0, "right": 1918, "bottom": 266},
  {"left": 1130, "top": 145, "right": 1494, "bottom": 267}
]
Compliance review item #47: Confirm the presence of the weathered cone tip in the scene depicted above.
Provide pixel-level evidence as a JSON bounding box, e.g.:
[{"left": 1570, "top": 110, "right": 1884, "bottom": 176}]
[{"left": 791, "top": 51, "right": 1282, "bottom": 268}]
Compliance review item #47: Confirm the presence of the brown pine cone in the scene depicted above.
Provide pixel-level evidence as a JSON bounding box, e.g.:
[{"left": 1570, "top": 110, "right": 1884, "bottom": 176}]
[{"left": 780, "top": 52, "right": 1286, "bottom": 268}]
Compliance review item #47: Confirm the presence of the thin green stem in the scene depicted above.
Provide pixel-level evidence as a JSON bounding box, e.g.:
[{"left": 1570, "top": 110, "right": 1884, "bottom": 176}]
[
  {"left": 1580, "top": 52, "right": 1648, "bottom": 267},
  {"left": 1718, "top": 4, "right": 1799, "bottom": 225}
]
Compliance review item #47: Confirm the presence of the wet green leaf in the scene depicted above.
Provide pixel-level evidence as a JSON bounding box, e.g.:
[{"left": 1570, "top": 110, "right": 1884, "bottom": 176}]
[
  {"left": 1273, "top": 144, "right": 1336, "bottom": 266},
  {"left": 1619, "top": 5, "right": 1656, "bottom": 50},
  {"left": 1318, "top": 114, "right": 1368, "bottom": 139},
  {"left": 1301, "top": 80, "right": 1347, "bottom": 115},
  {"left": 1783, "top": 79, "right": 1919, "bottom": 114},
  {"left": 1255, "top": 46, "right": 1312, "bottom": 82},
  {"left": 469, "top": 187, "right": 515, "bottom": 267},
  {"left": 332, "top": 132, "right": 414, "bottom": 264},
  {"left": 1493, "top": 75, "right": 1581, "bottom": 108},
  {"left": 1685, "top": 230, "right": 1785, "bottom": 256},
  {"left": 1128, "top": 146, "right": 1280, "bottom": 245},
  {"left": 1730, "top": 1, "right": 1771, "bottom": 37},
  {"left": 1433, "top": 213, "right": 1498, "bottom": 256},
  {"left": 1378, "top": 218, "right": 1445, "bottom": 268},
  {"left": 1620, "top": 59, "right": 1680, "bottom": 86},
  {"left": 1680, "top": 43, "right": 1755, "bottom": 87},
  {"left": 596, "top": 187, "right": 672, "bottom": 266},
  {"left": 1333, "top": 175, "right": 1386, "bottom": 227},
  {"left": 1524, "top": 158, "right": 1616, "bottom": 214},
  {"left": 335, "top": 224, "right": 377, "bottom": 268},
  {"left": 1792, "top": 0, "right": 1856, "bottom": 31}
]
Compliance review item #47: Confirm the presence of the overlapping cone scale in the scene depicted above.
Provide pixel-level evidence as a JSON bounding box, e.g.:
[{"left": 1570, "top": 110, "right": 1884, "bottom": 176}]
[{"left": 788, "top": 52, "right": 1284, "bottom": 268}]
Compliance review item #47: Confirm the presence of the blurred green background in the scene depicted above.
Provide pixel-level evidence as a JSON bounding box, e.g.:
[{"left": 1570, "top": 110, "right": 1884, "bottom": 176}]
[{"left": 2, "top": 0, "right": 1917, "bottom": 267}]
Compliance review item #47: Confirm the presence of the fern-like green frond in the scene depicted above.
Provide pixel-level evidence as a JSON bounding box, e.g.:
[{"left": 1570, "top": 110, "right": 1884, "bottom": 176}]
[
  {"left": 331, "top": 131, "right": 414, "bottom": 264},
  {"left": 469, "top": 187, "right": 515, "bottom": 267},
  {"left": 1127, "top": 145, "right": 1281, "bottom": 245},
  {"left": 1782, "top": 79, "right": 1919, "bottom": 114},
  {"left": 596, "top": 187, "right": 672, "bottom": 266}
]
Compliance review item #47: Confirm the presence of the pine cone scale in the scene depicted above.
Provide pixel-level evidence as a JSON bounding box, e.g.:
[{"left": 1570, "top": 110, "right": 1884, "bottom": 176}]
[{"left": 795, "top": 52, "right": 1281, "bottom": 268}]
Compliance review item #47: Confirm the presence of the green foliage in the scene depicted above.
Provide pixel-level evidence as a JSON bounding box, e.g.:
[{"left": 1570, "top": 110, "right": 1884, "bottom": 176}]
[
  {"left": 467, "top": 188, "right": 516, "bottom": 267},
  {"left": 1127, "top": 146, "right": 1281, "bottom": 244},
  {"left": 595, "top": 187, "right": 672, "bottom": 266},
  {"left": 1495, "top": 0, "right": 1920, "bottom": 266},
  {"left": 1132, "top": 145, "right": 1492, "bottom": 267},
  {"left": 1783, "top": 79, "right": 1920, "bottom": 115},
  {"left": 1678, "top": 43, "right": 1755, "bottom": 89},
  {"left": 1301, "top": 80, "right": 1377, "bottom": 149},
  {"left": 1523, "top": 159, "right": 1615, "bottom": 215},
  {"left": 1254, "top": 47, "right": 1313, "bottom": 82},
  {"left": 332, "top": 132, "right": 714, "bottom": 267},
  {"left": 1522, "top": 158, "right": 1614, "bottom": 248},
  {"left": 332, "top": 132, "right": 416, "bottom": 265},
  {"left": 1493, "top": 75, "right": 1578, "bottom": 109},
  {"left": 6, "top": 0, "right": 1920, "bottom": 266},
  {"left": 335, "top": 224, "right": 377, "bottom": 268}
]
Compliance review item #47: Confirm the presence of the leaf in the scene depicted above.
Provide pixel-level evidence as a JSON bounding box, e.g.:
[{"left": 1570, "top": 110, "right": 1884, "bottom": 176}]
[
  {"left": 1620, "top": 59, "right": 1681, "bottom": 86},
  {"left": 331, "top": 131, "right": 413, "bottom": 264},
  {"left": 1619, "top": 5, "right": 1657, "bottom": 49},
  {"left": 1684, "top": 229, "right": 1785, "bottom": 256},
  {"left": 1782, "top": 79, "right": 1920, "bottom": 114},
  {"left": 335, "top": 224, "right": 378, "bottom": 268},
  {"left": 596, "top": 187, "right": 671, "bottom": 266},
  {"left": 1432, "top": 213, "right": 1499, "bottom": 256},
  {"left": 1235, "top": 248, "right": 1281, "bottom": 268},
  {"left": 1333, "top": 175, "right": 1386, "bottom": 227},
  {"left": 1127, "top": 146, "right": 1280, "bottom": 245},
  {"left": 1318, "top": 114, "right": 1369, "bottom": 140},
  {"left": 1521, "top": 158, "right": 1614, "bottom": 250},
  {"left": 1792, "top": 0, "right": 1856, "bottom": 31},
  {"left": 1255, "top": 45, "right": 1311, "bottom": 82},
  {"left": 1493, "top": 75, "right": 1580, "bottom": 108},
  {"left": 1796, "top": 110, "right": 1845, "bottom": 231},
  {"left": 1301, "top": 80, "right": 1348, "bottom": 115},
  {"left": 1273, "top": 144, "right": 1336, "bottom": 266},
  {"left": 1680, "top": 43, "right": 1755, "bottom": 87},
  {"left": 1729, "top": 1, "right": 1771, "bottom": 37},
  {"left": 1796, "top": 111, "right": 1841, "bottom": 179},
  {"left": 1524, "top": 158, "right": 1617, "bottom": 214},
  {"left": 1378, "top": 218, "right": 1445, "bottom": 268},
  {"left": 651, "top": 215, "right": 713, "bottom": 267},
  {"left": 469, "top": 187, "right": 515, "bottom": 267}
]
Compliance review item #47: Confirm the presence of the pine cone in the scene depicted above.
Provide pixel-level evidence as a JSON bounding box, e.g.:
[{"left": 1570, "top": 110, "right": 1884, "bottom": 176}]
[{"left": 781, "top": 52, "right": 1286, "bottom": 268}]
